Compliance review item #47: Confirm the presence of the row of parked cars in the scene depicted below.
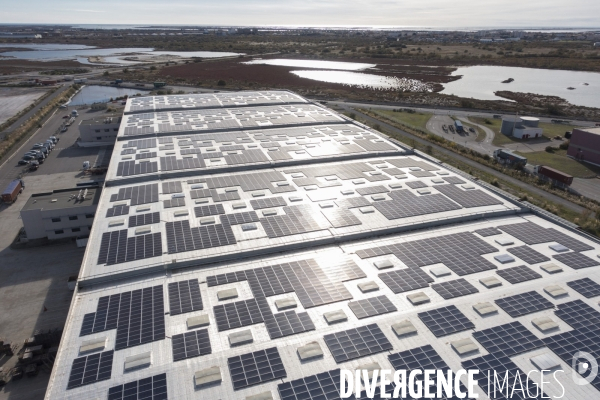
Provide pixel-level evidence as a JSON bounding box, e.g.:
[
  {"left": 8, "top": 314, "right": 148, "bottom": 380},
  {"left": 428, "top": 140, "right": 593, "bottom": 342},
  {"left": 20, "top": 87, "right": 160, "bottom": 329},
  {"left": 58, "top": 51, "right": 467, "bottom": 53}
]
[{"left": 17, "top": 136, "right": 60, "bottom": 171}]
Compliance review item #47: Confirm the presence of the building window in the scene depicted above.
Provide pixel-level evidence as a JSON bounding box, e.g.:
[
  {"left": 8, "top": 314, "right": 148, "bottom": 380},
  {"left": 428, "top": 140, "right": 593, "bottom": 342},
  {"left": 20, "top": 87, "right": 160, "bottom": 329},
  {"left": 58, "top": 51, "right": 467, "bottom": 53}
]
[
  {"left": 51, "top": 217, "right": 61, "bottom": 223},
  {"left": 55, "top": 230, "right": 64, "bottom": 235},
  {"left": 95, "top": 129, "right": 101, "bottom": 133},
  {"left": 97, "top": 137, "right": 102, "bottom": 140},
  {"left": 71, "top": 227, "right": 81, "bottom": 232},
  {"left": 104, "top": 129, "right": 110, "bottom": 132},
  {"left": 85, "top": 213, "right": 95, "bottom": 218},
  {"left": 68, "top": 215, "right": 78, "bottom": 221},
  {"left": 113, "top": 128, "right": 118, "bottom": 131}
]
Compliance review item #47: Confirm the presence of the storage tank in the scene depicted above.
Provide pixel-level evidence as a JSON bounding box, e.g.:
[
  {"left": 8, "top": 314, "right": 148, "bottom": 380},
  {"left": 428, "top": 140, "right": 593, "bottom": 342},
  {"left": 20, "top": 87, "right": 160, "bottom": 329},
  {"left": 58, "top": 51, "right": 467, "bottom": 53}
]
[
  {"left": 520, "top": 116, "right": 540, "bottom": 128},
  {"left": 500, "top": 116, "right": 521, "bottom": 135}
]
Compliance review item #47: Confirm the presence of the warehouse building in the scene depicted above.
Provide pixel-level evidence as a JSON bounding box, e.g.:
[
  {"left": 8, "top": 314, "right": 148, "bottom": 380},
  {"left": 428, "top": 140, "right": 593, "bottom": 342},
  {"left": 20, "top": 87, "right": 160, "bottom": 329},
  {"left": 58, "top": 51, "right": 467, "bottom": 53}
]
[
  {"left": 20, "top": 187, "right": 100, "bottom": 240},
  {"left": 45, "top": 91, "right": 600, "bottom": 400},
  {"left": 78, "top": 114, "right": 122, "bottom": 146},
  {"left": 567, "top": 127, "right": 600, "bottom": 166}
]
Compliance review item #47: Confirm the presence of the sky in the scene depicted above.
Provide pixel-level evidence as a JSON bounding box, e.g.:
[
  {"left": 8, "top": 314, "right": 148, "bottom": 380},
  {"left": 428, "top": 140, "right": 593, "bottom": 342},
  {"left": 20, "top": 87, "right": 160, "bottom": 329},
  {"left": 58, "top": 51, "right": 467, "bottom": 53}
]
[{"left": 2, "top": 0, "right": 600, "bottom": 28}]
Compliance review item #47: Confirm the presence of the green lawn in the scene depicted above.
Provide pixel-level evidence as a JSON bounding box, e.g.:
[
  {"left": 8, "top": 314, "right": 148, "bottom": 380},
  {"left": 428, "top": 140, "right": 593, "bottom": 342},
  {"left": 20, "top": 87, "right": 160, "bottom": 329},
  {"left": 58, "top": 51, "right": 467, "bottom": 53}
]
[
  {"left": 515, "top": 149, "right": 600, "bottom": 178},
  {"left": 370, "top": 109, "right": 432, "bottom": 131}
]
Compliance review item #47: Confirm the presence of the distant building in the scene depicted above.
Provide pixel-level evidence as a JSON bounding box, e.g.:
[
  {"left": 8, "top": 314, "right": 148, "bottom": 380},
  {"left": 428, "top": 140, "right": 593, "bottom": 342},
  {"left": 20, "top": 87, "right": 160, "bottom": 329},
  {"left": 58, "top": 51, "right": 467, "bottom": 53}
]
[
  {"left": 20, "top": 187, "right": 100, "bottom": 240},
  {"left": 78, "top": 114, "right": 122, "bottom": 146},
  {"left": 500, "top": 116, "right": 543, "bottom": 139},
  {"left": 567, "top": 127, "right": 600, "bottom": 165},
  {"left": 594, "top": 42, "right": 600, "bottom": 47}
]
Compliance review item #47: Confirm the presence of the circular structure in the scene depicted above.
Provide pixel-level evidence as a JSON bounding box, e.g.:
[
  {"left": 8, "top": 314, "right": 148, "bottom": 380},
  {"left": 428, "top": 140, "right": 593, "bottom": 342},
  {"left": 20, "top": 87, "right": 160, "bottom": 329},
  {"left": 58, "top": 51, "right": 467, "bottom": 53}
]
[
  {"left": 520, "top": 116, "right": 540, "bottom": 127},
  {"left": 501, "top": 116, "right": 521, "bottom": 135}
]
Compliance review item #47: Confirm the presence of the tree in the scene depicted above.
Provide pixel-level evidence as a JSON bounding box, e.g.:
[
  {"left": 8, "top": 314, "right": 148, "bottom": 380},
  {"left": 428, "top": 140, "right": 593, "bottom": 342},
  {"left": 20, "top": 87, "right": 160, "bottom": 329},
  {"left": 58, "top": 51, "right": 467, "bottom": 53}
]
[
  {"left": 103, "top": 71, "right": 109, "bottom": 76},
  {"left": 217, "top": 80, "right": 226, "bottom": 86}
]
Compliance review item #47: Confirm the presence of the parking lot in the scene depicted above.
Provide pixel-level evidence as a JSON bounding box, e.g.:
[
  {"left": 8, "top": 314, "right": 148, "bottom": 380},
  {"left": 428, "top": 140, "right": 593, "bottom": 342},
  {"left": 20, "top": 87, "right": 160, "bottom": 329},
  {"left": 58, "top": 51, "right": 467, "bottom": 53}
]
[{"left": 0, "top": 106, "right": 113, "bottom": 400}]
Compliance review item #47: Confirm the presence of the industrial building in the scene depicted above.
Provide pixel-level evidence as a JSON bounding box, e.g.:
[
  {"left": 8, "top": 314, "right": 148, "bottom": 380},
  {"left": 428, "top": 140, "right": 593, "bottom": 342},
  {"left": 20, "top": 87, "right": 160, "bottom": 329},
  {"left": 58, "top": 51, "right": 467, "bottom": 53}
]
[
  {"left": 45, "top": 91, "right": 600, "bottom": 400},
  {"left": 567, "top": 127, "right": 600, "bottom": 166},
  {"left": 500, "top": 116, "right": 543, "bottom": 139},
  {"left": 20, "top": 187, "right": 100, "bottom": 240},
  {"left": 78, "top": 115, "right": 122, "bottom": 146}
]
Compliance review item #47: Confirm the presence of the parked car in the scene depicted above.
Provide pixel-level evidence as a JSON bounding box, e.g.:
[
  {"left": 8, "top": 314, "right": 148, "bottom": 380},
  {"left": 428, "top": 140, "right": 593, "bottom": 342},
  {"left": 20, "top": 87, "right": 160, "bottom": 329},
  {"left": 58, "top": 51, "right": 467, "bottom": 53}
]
[
  {"left": 60, "top": 126, "right": 68, "bottom": 132},
  {"left": 62, "top": 115, "right": 69, "bottom": 119},
  {"left": 29, "top": 161, "right": 40, "bottom": 171},
  {"left": 44, "top": 140, "right": 55, "bottom": 149},
  {"left": 49, "top": 136, "right": 59, "bottom": 143},
  {"left": 22, "top": 154, "right": 35, "bottom": 161},
  {"left": 18, "top": 159, "right": 30, "bottom": 165},
  {"left": 469, "top": 127, "right": 475, "bottom": 133}
]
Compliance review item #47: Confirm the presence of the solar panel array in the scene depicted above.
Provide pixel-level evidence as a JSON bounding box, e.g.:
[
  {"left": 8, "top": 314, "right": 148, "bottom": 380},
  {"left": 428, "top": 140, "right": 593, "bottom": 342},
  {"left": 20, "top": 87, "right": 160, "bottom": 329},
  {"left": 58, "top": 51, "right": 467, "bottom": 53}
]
[
  {"left": 165, "top": 220, "right": 236, "bottom": 253},
  {"left": 496, "top": 265, "right": 542, "bottom": 284},
  {"left": 357, "top": 231, "right": 498, "bottom": 276},
  {"left": 498, "top": 222, "right": 594, "bottom": 252},
  {"left": 168, "top": 279, "right": 203, "bottom": 315},
  {"left": 80, "top": 286, "right": 165, "bottom": 350},
  {"left": 278, "top": 369, "right": 347, "bottom": 400},
  {"left": 474, "top": 227, "right": 501, "bottom": 237},
  {"left": 129, "top": 212, "right": 160, "bottom": 228},
  {"left": 323, "top": 323, "right": 393, "bottom": 363},
  {"left": 435, "top": 184, "right": 503, "bottom": 208},
  {"left": 554, "top": 299, "right": 600, "bottom": 333},
  {"left": 372, "top": 189, "right": 462, "bottom": 220},
  {"left": 378, "top": 267, "right": 434, "bottom": 293},
  {"left": 567, "top": 277, "right": 600, "bottom": 298},
  {"left": 506, "top": 245, "right": 550, "bottom": 264},
  {"left": 110, "top": 184, "right": 159, "bottom": 206},
  {"left": 553, "top": 251, "right": 599, "bottom": 269},
  {"left": 431, "top": 278, "right": 480, "bottom": 299},
  {"left": 495, "top": 291, "right": 554, "bottom": 317},
  {"left": 347, "top": 295, "right": 397, "bottom": 319},
  {"left": 108, "top": 373, "right": 167, "bottom": 400},
  {"left": 106, "top": 204, "right": 130, "bottom": 218},
  {"left": 473, "top": 321, "right": 544, "bottom": 357},
  {"left": 418, "top": 305, "right": 475, "bottom": 337},
  {"left": 227, "top": 347, "right": 286, "bottom": 390},
  {"left": 98, "top": 230, "right": 162, "bottom": 265},
  {"left": 67, "top": 350, "right": 113, "bottom": 390},
  {"left": 172, "top": 329, "right": 211, "bottom": 361}
]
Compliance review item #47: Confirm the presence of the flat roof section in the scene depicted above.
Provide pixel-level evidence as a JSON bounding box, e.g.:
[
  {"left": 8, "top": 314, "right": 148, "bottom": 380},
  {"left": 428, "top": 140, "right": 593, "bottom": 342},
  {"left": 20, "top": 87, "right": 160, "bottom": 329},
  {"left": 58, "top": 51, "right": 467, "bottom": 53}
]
[
  {"left": 46, "top": 214, "right": 600, "bottom": 400},
  {"left": 124, "top": 91, "right": 308, "bottom": 115},
  {"left": 106, "top": 123, "right": 407, "bottom": 185},
  {"left": 21, "top": 187, "right": 101, "bottom": 212},
  {"left": 79, "top": 115, "right": 122, "bottom": 126},
  {"left": 117, "top": 104, "right": 344, "bottom": 140},
  {"left": 79, "top": 156, "right": 520, "bottom": 285}
]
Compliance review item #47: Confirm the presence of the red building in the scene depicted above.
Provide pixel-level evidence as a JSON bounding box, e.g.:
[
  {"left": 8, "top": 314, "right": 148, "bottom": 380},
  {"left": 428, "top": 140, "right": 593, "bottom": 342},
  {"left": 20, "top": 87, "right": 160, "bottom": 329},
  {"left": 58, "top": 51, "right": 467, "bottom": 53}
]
[{"left": 568, "top": 127, "right": 600, "bottom": 166}]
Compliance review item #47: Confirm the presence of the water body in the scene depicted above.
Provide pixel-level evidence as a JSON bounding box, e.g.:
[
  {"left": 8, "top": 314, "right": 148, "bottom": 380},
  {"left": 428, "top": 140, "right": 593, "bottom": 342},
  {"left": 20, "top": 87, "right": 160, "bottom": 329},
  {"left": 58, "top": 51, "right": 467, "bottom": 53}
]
[
  {"left": 0, "top": 43, "right": 241, "bottom": 64},
  {"left": 290, "top": 70, "right": 432, "bottom": 91},
  {"left": 243, "top": 59, "right": 376, "bottom": 71},
  {"left": 441, "top": 65, "right": 600, "bottom": 108},
  {"left": 69, "top": 86, "right": 147, "bottom": 106}
]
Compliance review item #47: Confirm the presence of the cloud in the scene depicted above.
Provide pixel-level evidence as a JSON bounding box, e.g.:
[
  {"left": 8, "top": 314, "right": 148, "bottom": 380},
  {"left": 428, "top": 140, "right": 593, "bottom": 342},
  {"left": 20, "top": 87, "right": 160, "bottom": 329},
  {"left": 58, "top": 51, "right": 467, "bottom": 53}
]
[{"left": 73, "top": 9, "right": 105, "bottom": 13}]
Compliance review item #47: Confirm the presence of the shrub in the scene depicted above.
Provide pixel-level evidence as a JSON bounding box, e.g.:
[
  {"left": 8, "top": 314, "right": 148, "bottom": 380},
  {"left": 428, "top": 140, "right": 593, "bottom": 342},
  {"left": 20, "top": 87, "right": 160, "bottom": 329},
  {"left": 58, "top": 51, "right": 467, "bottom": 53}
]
[
  {"left": 217, "top": 80, "right": 226, "bottom": 86},
  {"left": 559, "top": 140, "right": 570, "bottom": 150}
]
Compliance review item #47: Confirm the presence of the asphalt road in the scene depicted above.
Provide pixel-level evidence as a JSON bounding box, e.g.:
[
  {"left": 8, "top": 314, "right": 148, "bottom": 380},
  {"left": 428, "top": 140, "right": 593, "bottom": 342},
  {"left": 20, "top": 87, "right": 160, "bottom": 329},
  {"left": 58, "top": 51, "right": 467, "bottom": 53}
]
[{"left": 345, "top": 106, "right": 587, "bottom": 216}]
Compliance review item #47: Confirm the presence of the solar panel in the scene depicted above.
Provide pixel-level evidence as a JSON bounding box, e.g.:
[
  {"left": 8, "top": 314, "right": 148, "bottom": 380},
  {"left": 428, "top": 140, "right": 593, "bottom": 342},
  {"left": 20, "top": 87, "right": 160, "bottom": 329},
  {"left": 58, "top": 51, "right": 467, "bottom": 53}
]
[
  {"left": 193, "top": 204, "right": 225, "bottom": 217},
  {"left": 166, "top": 220, "right": 236, "bottom": 253},
  {"left": 260, "top": 205, "right": 323, "bottom": 238},
  {"left": 462, "top": 353, "right": 548, "bottom": 400},
  {"left": 373, "top": 189, "right": 462, "bottom": 220},
  {"left": 356, "top": 185, "right": 389, "bottom": 195},
  {"left": 409, "top": 170, "right": 435, "bottom": 177},
  {"left": 496, "top": 265, "right": 542, "bottom": 284},
  {"left": 474, "top": 227, "right": 501, "bottom": 237},
  {"left": 220, "top": 211, "right": 259, "bottom": 225},
  {"left": 172, "top": 329, "right": 211, "bottom": 361},
  {"left": 110, "top": 184, "right": 159, "bottom": 206},
  {"left": 129, "top": 212, "right": 160, "bottom": 228},
  {"left": 386, "top": 158, "right": 439, "bottom": 171},
  {"left": 378, "top": 268, "right": 434, "bottom": 293},
  {"left": 278, "top": 369, "right": 348, "bottom": 400},
  {"left": 358, "top": 232, "right": 498, "bottom": 276},
  {"left": 473, "top": 321, "right": 544, "bottom": 357},
  {"left": 495, "top": 291, "right": 554, "bottom": 318},
  {"left": 506, "top": 245, "right": 550, "bottom": 264},
  {"left": 553, "top": 251, "right": 599, "bottom": 269},
  {"left": 348, "top": 295, "right": 397, "bottom": 319},
  {"left": 80, "top": 286, "right": 165, "bottom": 350},
  {"left": 435, "top": 184, "right": 503, "bottom": 208},
  {"left": 163, "top": 197, "right": 185, "bottom": 208},
  {"left": 418, "top": 305, "right": 475, "bottom": 337},
  {"left": 443, "top": 176, "right": 466, "bottom": 184},
  {"left": 335, "top": 196, "right": 371, "bottom": 209},
  {"left": 213, "top": 297, "right": 271, "bottom": 331},
  {"left": 405, "top": 180, "right": 427, "bottom": 189},
  {"left": 228, "top": 347, "right": 286, "bottom": 390},
  {"left": 498, "top": 222, "right": 593, "bottom": 252},
  {"left": 554, "top": 299, "right": 600, "bottom": 333},
  {"left": 323, "top": 323, "right": 393, "bottom": 363},
  {"left": 67, "top": 350, "right": 113, "bottom": 389},
  {"left": 321, "top": 208, "right": 362, "bottom": 228},
  {"left": 388, "top": 345, "right": 470, "bottom": 400},
  {"left": 431, "top": 278, "right": 479, "bottom": 299},
  {"left": 567, "top": 278, "right": 600, "bottom": 298},
  {"left": 250, "top": 196, "right": 287, "bottom": 210},
  {"left": 108, "top": 373, "right": 167, "bottom": 400},
  {"left": 106, "top": 204, "right": 129, "bottom": 218},
  {"left": 162, "top": 181, "right": 182, "bottom": 194},
  {"left": 267, "top": 310, "right": 316, "bottom": 339},
  {"left": 97, "top": 230, "right": 162, "bottom": 265},
  {"left": 168, "top": 279, "right": 203, "bottom": 315}
]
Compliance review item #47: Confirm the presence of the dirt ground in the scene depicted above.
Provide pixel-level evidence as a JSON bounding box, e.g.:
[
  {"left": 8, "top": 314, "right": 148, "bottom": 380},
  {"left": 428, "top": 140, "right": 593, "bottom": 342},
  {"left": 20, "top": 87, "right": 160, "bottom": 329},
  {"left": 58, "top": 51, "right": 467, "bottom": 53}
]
[{"left": 0, "top": 87, "right": 48, "bottom": 125}]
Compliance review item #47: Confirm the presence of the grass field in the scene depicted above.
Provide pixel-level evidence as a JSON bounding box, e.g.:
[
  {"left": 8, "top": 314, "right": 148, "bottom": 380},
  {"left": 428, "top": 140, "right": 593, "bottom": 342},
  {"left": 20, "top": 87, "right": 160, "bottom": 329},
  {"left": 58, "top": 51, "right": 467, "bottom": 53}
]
[
  {"left": 515, "top": 149, "right": 600, "bottom": 178},
  {"left": 370, "top": 109, "right": 432, "bottom": 131}
]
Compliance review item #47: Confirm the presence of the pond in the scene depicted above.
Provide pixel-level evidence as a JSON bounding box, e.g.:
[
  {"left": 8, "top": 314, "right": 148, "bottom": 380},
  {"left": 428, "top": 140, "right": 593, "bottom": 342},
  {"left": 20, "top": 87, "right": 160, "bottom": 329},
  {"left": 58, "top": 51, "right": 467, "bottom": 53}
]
[
  {"left": 243, "top": 59, "right": 376, "bottom": 71},
  {"left": 290, "top": 70, "right": 433, "bottom": 91},
  {"left": 441, "top": 65, "right": 600, "bottom": 108},
  {"left": 0, "top": 43, "right": 242, "bottom": 64},
  {"left": 69, "top": 86, "right": 147, "bottom": 106}
]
